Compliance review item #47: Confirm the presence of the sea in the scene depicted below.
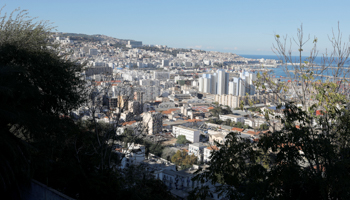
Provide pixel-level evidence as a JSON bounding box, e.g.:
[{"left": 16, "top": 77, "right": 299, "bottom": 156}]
[{"left": 239, "top": 54, "right": 350, "bottom": 80}]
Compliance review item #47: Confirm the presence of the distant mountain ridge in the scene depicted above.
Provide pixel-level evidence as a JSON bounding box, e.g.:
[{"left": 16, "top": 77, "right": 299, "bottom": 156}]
[{"left": 55, "top": 32, "right": 129, "bottom": 44}]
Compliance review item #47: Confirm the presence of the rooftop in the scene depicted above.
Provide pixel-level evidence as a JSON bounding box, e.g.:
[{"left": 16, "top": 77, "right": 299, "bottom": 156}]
[
  {"left": 122, "top": 121, "right": 137, "bottom": 126},
  {"left": 175, "top": 125, "right": 200, "bottom": 132},
  {"left": 161, "top": 108, "right": 180, "bottom": 115},
  {"left": 206, "top": 146, "right": 219, "bottom": 151},
  {"left": 231, "top": 127, "right": 244, "bottom": 132},
  {"left": 189, "top": 142, "right": 207, "bottom": 148}
]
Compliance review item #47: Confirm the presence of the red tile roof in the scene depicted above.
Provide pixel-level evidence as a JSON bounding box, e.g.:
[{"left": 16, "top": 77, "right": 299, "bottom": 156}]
[
  {"left": 185, "top": 119, "right": 203, "bottom": 122},
  {"left": 246, "top": 130, "right": 260, "bottom": 135},
  {"left": 122, "top": 121, "right": 137, "bottom": 126},
  {"left": 231, "top": 127, "right": 244, "bottom": 132},
  {"left": 207, "top": 146, "right": 219, "bottom": 151},
  {"left": 161, "top": 108, "right": 180, "bottom": 114}
]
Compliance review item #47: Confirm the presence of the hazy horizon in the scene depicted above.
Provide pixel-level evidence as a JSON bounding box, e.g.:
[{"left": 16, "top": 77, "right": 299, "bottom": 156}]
[{"left": 3, "top": 0, "right": 350, "bottom": 55}]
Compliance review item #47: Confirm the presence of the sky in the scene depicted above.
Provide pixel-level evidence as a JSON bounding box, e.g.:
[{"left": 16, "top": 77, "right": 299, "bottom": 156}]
[{"left": 2, "top": 0, "right": 350, "bottom": 55}]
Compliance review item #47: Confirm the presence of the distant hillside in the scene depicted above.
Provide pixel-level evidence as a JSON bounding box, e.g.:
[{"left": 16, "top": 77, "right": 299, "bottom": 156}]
[
  {"left": 54, "top": 32, "right": 206, "bottom": 55},
  {"left": 56, "top": 32, "right": 128, "bottom": 47}
]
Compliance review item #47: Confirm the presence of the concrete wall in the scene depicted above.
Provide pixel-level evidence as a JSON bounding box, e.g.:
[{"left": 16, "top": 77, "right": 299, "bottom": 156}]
[{"left": 23, "top": 180, "right": 75, "bottom": 200}]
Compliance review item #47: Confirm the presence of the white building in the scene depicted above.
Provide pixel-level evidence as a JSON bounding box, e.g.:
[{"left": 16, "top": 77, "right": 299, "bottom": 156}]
[
  {"left": 203, "top": 146, "right": 219, "bottom": 163},
  {"left": 198, "top": 77, "right": 204, "bottom": 92},
  {"left": 126, "top": 40, "right": 142, "bottom": 48},
  {"left": 229, "top": 77, "right": 245, "bottom": 96},
  {"left": 188, "top": 143, "right": 207, "bottom": 162},
  {"left": 244, "top": 118, "right": 267, "bottom": 128},
  {"left": 217, "top": 69, "right": 227, "bottom": 95},
  {"left": 203, "top": 77, "right": 211, "bottom": 93},
  {"left": 172, "top": 126, "right": 201, "bottom": 143},
  {"left": 118, "top": 143, "right": 146, "bottom": 169},
  {"left": 143, "top": 112, "right": 163, "bottom": 135},
  {"left": 219, "top": 114, "right": 245, "bottom": 123}
]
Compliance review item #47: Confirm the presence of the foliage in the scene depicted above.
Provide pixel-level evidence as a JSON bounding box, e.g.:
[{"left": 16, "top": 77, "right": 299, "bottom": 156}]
[
  {"left": 161, "top": 147, "right": 177, "bottom": 161},
  {"left": 171, "top": 150, "right": 197, "bottom": 170},
  {"left": 190, "top": 25, "right": 350, "bottom": 200},
  {"left": 121, "top": 129, "right": 164, "bottom": 157},
  {"left": 223, "top": 119, "right": 231, "bottom": 126},
  {"left": 234, "top": 122, "right": 243, "bottom": 128},
  {"left": 248, "top": 107, "right": 261, "bottom": 112},
  {"left": 259, "top": 123, "right": 269, "bottom": 130},
  {"left": 176, "top": 135, "right": 189, "bottom": 144},
  {"left": 0, "top": 8, "right": 86, "bottom": 198},
  {"left": 0, "top": 8, "right": 174, "bottom": 200},
  {"left": 208, "top": 118, "right": 223, "bottom": 125},
  {"left": 148, "top": 142, "right": 164, "bottom": 157},
  {"left": 190, "top": 132, "right": 267, "bottom": 200},
  {"left": 209, "top": 105, "right": 232, "bottom": 118}
]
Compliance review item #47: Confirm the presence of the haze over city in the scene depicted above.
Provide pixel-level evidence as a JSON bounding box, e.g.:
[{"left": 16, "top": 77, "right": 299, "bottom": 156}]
[{"left": 3, "top": 0, "right": 350, "bottom": 55}]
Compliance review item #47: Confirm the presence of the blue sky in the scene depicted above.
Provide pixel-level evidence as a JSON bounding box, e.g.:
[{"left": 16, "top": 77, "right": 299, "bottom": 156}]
[{"left": 2, "top": 0, "right": 350, "bottom": 55}]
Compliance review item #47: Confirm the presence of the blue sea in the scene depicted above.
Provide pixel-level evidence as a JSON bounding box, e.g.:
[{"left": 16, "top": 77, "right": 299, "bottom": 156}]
[{"left": 239, "top": 54, "right": 350, "bottom": 80}]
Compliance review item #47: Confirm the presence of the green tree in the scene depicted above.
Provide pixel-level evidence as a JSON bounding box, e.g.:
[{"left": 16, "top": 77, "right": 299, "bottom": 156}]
[
  {"left": 259, "top": 123, "right": 268, "bottom": 130},
  {"left": 176, "top": 135, "right": 188, "bottom": 144},
  {"left": 224, "top": 119, "right": 231, "bottom": 126},
  {"left": 0, "top": 8, "right": 86, "bottom": 198},
  {"left": 171, "top": 150, "right": 197, "bottom": 170},
  {"left": 235, "top": 121, "right": 243, "bottom": 128}
]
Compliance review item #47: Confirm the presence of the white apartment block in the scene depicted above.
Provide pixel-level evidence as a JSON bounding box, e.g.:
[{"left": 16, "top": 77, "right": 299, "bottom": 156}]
[
  {"left": 244, "top": 118, "right": 267, "bottom": 128},
  {"left": 172, "top": 126, "right": 201, "bottom": 143},
  {"left": 219, "top": 114, "right": 245, "bottom": 123},
  {"left": 198, "top": 77, "right": 204, "bottom": 92},
  {"left": 214, "top": 93, "right": 269, "bottom": 109},
  {"left": 188, "top": 143, "right": 207, "bottom": 162}
]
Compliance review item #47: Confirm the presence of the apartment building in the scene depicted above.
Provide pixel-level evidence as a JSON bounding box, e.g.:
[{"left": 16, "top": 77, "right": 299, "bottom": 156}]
[{"left": 172, "top": 126, "right": 201, "bottom": 143}]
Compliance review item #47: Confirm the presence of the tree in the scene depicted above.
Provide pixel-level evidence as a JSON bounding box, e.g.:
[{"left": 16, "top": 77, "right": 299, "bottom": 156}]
[
  {"left": 161, "top": 147, "right": 177, "bottom": 161},
  {"left": 190, "top": 132, "right": 267, "bottom": 200},
  {"left": 0, "top": 8, "right": 175, "bottom": 200},
  {"left": 259, "top": 123, "right": 268, "bottom": 130},
  {"left": 171, "top": 150, "right": 197, "bottom": 170},
  {"left": 176, "top": 135, "right": 188, "bottom": 144},
  {"left": 190, "top": 25, "right": 350, "bottom": 200},
  {"left": 235, "top": 121, "right": 243, "bottom": 128},
  {"left": 224, "top": 119, "right": 231, "bottom": 126},
  {"left": 0, "top": 8, "right": 86, "bottom": 198}
]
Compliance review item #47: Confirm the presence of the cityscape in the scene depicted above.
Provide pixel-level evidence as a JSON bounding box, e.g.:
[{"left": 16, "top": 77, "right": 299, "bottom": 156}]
[{"left": 2, "top": 1, "right": 350, "bottom": 200}]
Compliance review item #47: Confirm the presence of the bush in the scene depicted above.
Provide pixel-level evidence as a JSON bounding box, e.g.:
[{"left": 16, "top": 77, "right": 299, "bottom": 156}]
[{"left": 176, "top": 135, "right": 188, "bottom": 144}]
